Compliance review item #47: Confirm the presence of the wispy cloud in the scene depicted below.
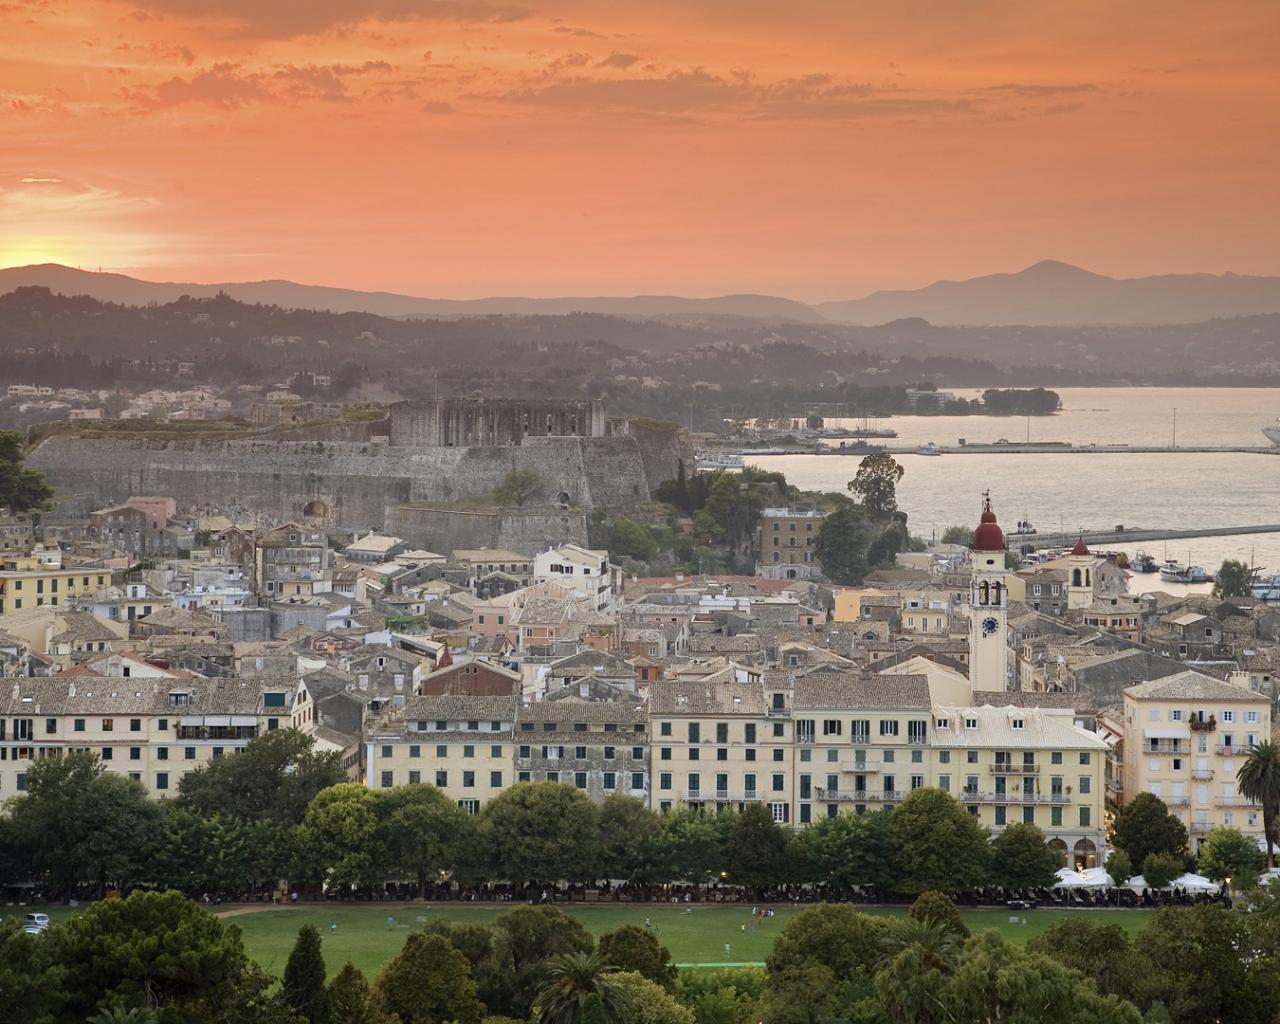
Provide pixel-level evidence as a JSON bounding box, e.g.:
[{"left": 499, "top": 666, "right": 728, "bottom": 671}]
[
  {"left": 125, "top": 0, "right": 530, "bottom": 38},
  {"left": 125, "top": 60, "right": 398, "bottom": 109}
]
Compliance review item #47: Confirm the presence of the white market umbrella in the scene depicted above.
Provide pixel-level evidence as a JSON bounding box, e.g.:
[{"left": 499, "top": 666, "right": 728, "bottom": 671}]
[{"left": 1171, "top": 872, "right": 1220, "bottom": 894}]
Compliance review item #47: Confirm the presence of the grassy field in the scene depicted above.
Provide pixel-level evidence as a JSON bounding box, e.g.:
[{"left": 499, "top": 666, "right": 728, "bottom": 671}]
[
  {"left": 217, "top": 903, "right": 1153, "bottom": 979},
  {"left": 0, "top": 901, "right": 1154, "bottom": 979}
]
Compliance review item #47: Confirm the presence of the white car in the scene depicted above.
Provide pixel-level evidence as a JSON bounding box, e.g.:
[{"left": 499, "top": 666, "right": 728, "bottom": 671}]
[{"left": 22, "top": 913, "right": 49, "bottom": 933}]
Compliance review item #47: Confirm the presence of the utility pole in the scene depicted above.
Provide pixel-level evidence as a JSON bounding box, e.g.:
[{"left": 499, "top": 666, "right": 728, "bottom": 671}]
[{"left": 1172, "top": 407, "right": 1177, "bottom": 449}]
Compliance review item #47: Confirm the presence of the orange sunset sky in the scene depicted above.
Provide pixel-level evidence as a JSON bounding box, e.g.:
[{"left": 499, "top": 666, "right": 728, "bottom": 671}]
[{"left": 1, "top": 0, "right": 1277, "bottom": 299}]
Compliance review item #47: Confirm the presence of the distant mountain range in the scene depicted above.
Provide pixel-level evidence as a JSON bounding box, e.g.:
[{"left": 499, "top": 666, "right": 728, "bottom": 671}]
[{"left": 3, "top": 259, "right": 1280, "bottom": 326}]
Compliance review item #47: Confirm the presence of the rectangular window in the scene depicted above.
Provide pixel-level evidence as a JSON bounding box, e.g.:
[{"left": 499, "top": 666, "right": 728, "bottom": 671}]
[
  {"left": 463, "top": 770, "right": 476, "bottom": 788},
  {"left": 688, "top": 723, "right": 700, "bottom": 743},
  {"left": 380, "top": 770, "right": 393, "bottom": 788},
  {"left": 745, "top": 723, "right": 756, "bottom": 743},
  {"left": 1051, "top": 806, "right": 1062, "bottom": 827},
  {"left": 490, "top": 770, "right": 503, "bottom": 788},
  {"left": 156, "top": 772, "right": 168, "bottom": 790},
  {"left": 491, "top": 744, "right": 502, "bottom": 757},
  {"left": 45, "top": 718, "right": 56, "bottom": 734},
  {"left": 603, "top": 772, "right": 616, "bottom": 790},
  {"left": 382, "top": 745, "right": 393, "bottom": 758},
  {"left": 102, "top": 718, "right": 114, "bottom": 732},
  {"left": 632, "top": 772, "right": 644, "bottom": 790},
  {"left": 660, "top": 772, "right": 672, "bottom": 790},
  {"left": 129, "top": 747, "right": 141, "bottom": 760},
  {"left": 879, "top": 720, "right": 899, "bottom": 737},
  {"left": 716, "top": 723, "right": 728, "bottom": 743},
  {"left": 130, "top": 718, "right": 141, "bottom": 732},
  {"left": 436, "top": 770, "right": 448, "bottom": 787},
  {"left": 660, "top": 721, "right": 672, "bottom": 736},
  {"left": 101, "top": 747, "right": 113, "bottom": 760},
  {"left": 409, "top": 770, "right": 421, "bottom": 785},
  {"left": 1079, "top": 806, "right": 1091, "bottom": 827}
]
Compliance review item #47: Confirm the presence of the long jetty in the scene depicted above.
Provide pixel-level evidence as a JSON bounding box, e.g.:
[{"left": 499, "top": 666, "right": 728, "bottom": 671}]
[
  {"left": 741, "top": 443, "right": 1280, "bottom": 456},
  {"left": 1019, "top": 525, "right": 1280, "bottom": 548}
]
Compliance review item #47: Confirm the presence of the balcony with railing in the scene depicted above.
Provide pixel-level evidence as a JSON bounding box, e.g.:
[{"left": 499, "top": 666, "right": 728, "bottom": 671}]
[
  {"left": 1189, "top": 715, "right": 1216, "bottom": 732},
  {"left": 1216, "top": 795, "right": 1254, "bottom": 806},
  {"left": 963, "top": 788, "right": 1071, "bottom": 805},
  {"left": 1146, "top": 741, "right": 1189, "bottom": 755},
  {"left": 1190, "top": 821, "right": 1213, "bottom": 834},
  {"left": 1218, "top": 744, "right": 1247, "bottom": 756},
  {"left": 1164, "top": 794, "right": 1191, "bottom": 806},
  {"left": 989, "top": 763, "right": 1040, "bottom": 775},
  {"left": 1191, "top": 768, "right": 1215, "bottom": 780}
]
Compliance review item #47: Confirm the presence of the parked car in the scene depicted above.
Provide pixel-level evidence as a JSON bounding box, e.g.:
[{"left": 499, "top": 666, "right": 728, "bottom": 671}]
[{"left": 22, "top": 912, "right": 49, "bottom": 933}]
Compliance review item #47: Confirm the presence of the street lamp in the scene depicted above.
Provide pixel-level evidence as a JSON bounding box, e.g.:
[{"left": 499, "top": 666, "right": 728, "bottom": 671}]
[{"left": 1226, "top": 876, "right": 1232, "bottom": 908}]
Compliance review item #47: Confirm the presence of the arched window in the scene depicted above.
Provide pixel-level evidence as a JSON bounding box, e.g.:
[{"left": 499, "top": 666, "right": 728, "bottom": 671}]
[
  {"left": 1073, "top": 838, "right": 1097, "bottom": 869},
  {"left": 1072, "top": 568, "right": 1082, "bottom": 587},
  {"left": 979, "top": 580, "right": 990, "bottom": 605},
  {"left": 1085, "top": 569, "right": 1092, "bottom": 587},
  {"left": 1048, "top": 838, "right": 1069, "bottom": 867}
]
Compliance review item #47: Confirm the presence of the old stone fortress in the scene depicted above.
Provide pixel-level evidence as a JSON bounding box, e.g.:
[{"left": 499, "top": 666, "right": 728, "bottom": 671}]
[{"left": 28, "top": 397, "right": 687, "bottom": 554}]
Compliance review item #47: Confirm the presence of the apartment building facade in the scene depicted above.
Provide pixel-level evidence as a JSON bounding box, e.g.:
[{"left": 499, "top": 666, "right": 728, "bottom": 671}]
[{"left": 1122, "top": 671, "right": 1270, "bottom": 851}]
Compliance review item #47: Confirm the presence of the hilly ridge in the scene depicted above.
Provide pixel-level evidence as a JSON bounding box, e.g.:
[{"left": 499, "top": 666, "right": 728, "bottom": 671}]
[{"left": 3, "top": 260, "right": 1280, "bottom": 326}]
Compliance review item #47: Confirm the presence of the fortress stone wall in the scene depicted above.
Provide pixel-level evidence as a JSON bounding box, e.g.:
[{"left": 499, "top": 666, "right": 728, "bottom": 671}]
[
  {"left": 29, "top": 429, "right": 686, "bottom": 530},
  {"left": 384, "top": 506, "right": 589, "bottom": 554}
]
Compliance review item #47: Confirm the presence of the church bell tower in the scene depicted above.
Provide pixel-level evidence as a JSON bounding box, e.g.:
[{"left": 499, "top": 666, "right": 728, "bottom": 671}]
[{"left": 969, "top": 492, "right": 1009, "bottom": 691}]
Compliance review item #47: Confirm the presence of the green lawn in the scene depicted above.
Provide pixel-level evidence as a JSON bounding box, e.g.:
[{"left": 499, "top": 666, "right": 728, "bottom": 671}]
[
  {"left": 214, "top": 903, "right": 1153, "bottom": 980},
  {"left": 0, "top": 901, "right": 1154, "bottom": 979}
]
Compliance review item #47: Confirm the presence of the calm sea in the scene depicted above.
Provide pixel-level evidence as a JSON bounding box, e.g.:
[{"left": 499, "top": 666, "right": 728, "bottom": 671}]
[{"left": 747, "top": 388, "right": 1280, "bottom": 589}]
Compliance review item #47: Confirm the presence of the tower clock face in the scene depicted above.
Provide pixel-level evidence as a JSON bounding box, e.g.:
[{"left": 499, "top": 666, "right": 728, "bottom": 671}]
[{"left": 981, "top": 616, "right": 1000, "bottom": 636}]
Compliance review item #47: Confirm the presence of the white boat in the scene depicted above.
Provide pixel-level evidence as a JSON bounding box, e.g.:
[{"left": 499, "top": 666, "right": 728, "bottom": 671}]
[
  {"left": 696, "top": 450, "right": 744, "bottom": 469},
  {"left": 1263, "top": 422, "right": 1280, "bottom": 446},
  {"left": 915, "top": 442, "right": 942, "bottom": 456},
  {"left": 739, "top": 447, "right": 787, "bottom": 456},
  {"left": 1159, "top": 561, "right": 1210, "bottom": 584}
]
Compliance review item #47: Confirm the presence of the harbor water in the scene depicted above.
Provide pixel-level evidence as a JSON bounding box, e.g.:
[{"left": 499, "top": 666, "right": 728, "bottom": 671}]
[{"left": 745, "top": 388, "right": 1280, "bottom": 588}]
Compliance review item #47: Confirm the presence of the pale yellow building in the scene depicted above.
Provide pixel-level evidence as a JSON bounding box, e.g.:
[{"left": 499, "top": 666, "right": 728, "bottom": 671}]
[
  {"left": 648, "top": 676, "right": 794, "bottom": 823},
  {"left": 791, "top": 671, "right": 933, "bottom": 824},
  {"left": 1122, "top": 671, "right": 1270, "bottom": 852},
  {"left": 933, "top": 703, "right": 1108, "bottom": 867},
  {"left": 0, "top": 558, "right": 113, "bottom": 615},
  {"left": 0, "top": 675, "right": 316, "bottom": 798},
  {"left": 367, "top": 693, "right": 518, "bottom": 814}
]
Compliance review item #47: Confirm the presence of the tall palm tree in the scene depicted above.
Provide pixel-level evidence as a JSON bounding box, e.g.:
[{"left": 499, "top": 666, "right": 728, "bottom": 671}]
[
  {"left": 534, "top": 952, "right": 632, "bottom": 1024},
  {"left": 875, "top": 919, "right": 963, "bottom": 1024},
  {"left": 1237, "top": 741, "right": 1280, "bottom": 867}
]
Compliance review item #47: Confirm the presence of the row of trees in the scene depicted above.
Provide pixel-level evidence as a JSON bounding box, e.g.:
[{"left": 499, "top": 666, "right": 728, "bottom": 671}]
[{"left": 6, "top": 732, "right": 1274, "bottom": 900}]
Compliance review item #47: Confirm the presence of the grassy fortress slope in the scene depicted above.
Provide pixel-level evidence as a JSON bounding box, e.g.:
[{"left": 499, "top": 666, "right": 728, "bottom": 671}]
[{"left": 28, "top": 399, "right": 688, "bottom": 534}]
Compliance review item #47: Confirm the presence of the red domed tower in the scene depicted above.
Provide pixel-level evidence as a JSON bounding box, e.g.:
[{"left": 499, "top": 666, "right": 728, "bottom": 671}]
[
  {"left": 972, "top": 493, "right": 1006, "bottom": 553},
  {"left": 1071, "top": 536, "right": 1090, "bottom": 556},
  {"left": 969, "top": 491, "right": 1008, "bottom": 690}
]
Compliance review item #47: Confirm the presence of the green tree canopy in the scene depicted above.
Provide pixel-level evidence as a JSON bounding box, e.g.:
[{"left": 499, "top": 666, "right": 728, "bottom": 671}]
[
  {"left": 989, "top": 822, "right": 1059, "bottom": 890},
  {"left": 609, "top": 518, "right": 659, "bottom": 563},
  {"left": 328, "top": 962, "right": 393, "bottom": 1024},
  {"left": 49, "top": 890, "right": 265, "bottom": 1021},
  {"left": 813, "top": 505, "right": 872, "bottom": 585},
  {"left": 373, "top": 932, "right": 482, "bottom": 1024},
  {"left": 7, "top": 751, "right": 159, "bottom": 897},
  {"left": 1105, "top": 849, "right": 1133, "bottom": 887},
  {"left": 283, "top": 925, "right": 330, "bottom": 1024},
  {"left": 1140, "top": 852, "right": 1183, "bottom": 890},
  {"left": 597, "top": 795, "right": 664, "bottom": 883},
  {"left": 767, "top": 903, "right": 890, "bottom": 984},
  {"left": 652, "top": 809, "right": 729, "bottom": 884},
  {"left": 492, "top": 906, "right": 594, "bottom": 1018},
  {"left": 1026, "top": 918, "right": 1144, "bottom": 1000},
  {"left": 597, "top": 925, "right": 677, "bottom": 991},
  {"left": 611, "top": 972, "right": 694, "bottom": 1024},
  {"left": 1197, "top": 825, "right": 1264, "bottom": 886},
  {"left": 479, "top": 782, "right": 601, "bottom": 884},
  {"left": 293, "top": 783, "right": 381, "bottom": 891},
  {"left": 177, "top": 728, "right": 344, "bottom": 828},
  {"left": 908, "top": 890, "right": 969, "bottom": 939},
  {"left": 847, "top": 452, "right": 904, "bottom": 522},
  {"left": 701, "top": 472, "right": 765, "bottom": 546},
  {"left": 1111, "top": 792, "right": 1187, "bottom": 867},
  {"left": 789, "top": 810, "right": 896, "bottom": 893},
  {"left": 1213, "top": 559, "right": 1253, "bottom": 599},
  {"left": 889, "top": 788, "right": 991, "bottom": 895},
  {"left": 0, "top": 430, "right": 54, "bottom": 513},
  {"left": 940, "top": 525, "right": 974, "bottom": 546},
  {"left": 493, "top": 470, "right": 546, "bottom": 507},
  {"left": 725, "top": 803, "right": 791, "bottom": 890},
  {"left": 373, "top": 784, "right": 473, "bottom": 893}
]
